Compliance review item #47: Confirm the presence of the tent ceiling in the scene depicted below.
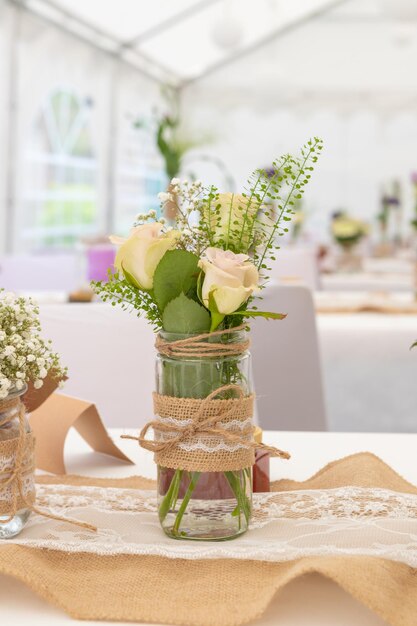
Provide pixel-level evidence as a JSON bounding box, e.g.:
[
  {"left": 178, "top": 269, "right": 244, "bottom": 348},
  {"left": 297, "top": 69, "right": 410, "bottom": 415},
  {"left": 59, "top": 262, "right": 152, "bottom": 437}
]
[{"left": 10, "top": 0, "right": 417, "bottom": 99}]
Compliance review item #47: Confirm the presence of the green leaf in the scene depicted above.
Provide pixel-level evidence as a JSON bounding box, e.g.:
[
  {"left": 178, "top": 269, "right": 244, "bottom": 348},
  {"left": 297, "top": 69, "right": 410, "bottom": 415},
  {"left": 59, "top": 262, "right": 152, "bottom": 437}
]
[
  {"left": 410, "top": 341, "right": 417, "bottom": 350},
  {"left": 121, "top": 264, "right": 141, "bottom": 290},
  {"left": 232, "top": 309, "right": 287, "bottom": 321},
  {"left": 153, "top": 250, "right": 200, "bottom": 311},
  {"left": 208, "top": 291, "right": 225, "bottom": 332},
  {"left": 196, "top": 268, "right": 204, "bottom": 306},
  {"left": 162, "top": 293, "right": 211, "bottom": 333}
]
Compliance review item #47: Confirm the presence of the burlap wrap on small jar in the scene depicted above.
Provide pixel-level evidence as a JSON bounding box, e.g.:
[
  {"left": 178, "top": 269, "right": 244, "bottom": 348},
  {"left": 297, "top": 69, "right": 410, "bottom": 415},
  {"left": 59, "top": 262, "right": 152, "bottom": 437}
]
[
  {"left": 0, "top": 397, "right": 36, "bottom": 518},
  {"left": 0, "top": 395, "right": 97, "bottom": 533}
]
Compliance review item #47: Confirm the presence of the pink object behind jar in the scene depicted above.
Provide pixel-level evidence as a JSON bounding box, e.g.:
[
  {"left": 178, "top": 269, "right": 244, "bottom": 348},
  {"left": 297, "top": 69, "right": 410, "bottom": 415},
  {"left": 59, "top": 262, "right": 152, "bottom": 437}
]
[{"left": 86, "top": 246, "right": 116, "bottom": 282}]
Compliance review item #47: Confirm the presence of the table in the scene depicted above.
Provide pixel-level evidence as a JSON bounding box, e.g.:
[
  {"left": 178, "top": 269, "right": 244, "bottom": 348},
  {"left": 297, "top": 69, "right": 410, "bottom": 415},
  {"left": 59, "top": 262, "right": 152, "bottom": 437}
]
[
  {"left": 317, "top": 313, "right": 417, "bottom": 432},
  {"left": 314, "top": 290, "right": 417, "bottom": 314},
  {"left": 2, "top": 428, "right": 416, "bottom": 626},
  {"left": 321, "top": 271, "right": 413, "bottom": 292}
]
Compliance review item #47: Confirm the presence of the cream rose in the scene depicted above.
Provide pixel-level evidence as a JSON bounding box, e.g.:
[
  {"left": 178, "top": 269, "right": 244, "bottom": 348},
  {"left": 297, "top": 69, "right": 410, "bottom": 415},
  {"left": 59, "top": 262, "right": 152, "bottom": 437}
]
[
  {"left": 110, "top": 223, "right": 179, "bottom": 290},
  {"left": 205, "top": 193, "right": 260, "bottom": 250},
  {"left": 198, "top": 247, "right": 259, "bottom": 315}
]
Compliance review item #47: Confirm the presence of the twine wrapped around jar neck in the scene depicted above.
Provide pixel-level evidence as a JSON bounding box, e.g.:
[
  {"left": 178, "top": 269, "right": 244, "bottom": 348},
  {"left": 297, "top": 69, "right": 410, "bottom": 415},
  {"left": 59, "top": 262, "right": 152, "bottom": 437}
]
[
  {"left": 0, "top": 395, "right": 96, "bottom": 532},
  {"left": 155, "top": 324, "right": 250, "bottom": 359}
]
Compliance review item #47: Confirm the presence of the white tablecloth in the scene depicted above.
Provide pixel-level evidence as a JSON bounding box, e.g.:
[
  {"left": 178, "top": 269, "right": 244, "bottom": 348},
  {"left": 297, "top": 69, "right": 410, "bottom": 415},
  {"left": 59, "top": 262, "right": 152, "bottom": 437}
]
[
  {"left": 1, "top": 429, "right": 416, "bottom": 626},
  {"left": 317, "top": 314, "right": 417, "bottom": 432},
  {"left": 321, "top": 271, "right": 413, "bottom": 292}
]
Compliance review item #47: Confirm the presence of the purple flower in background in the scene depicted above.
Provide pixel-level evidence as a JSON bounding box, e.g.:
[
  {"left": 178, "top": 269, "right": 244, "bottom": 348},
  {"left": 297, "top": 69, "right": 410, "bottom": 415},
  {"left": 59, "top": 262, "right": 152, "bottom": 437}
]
[
  {"left": 411, "top": 171, "right": 417, "bottom": 185},
  {"left": 263, "top": 166, "right": 276, "bottom": 178}
]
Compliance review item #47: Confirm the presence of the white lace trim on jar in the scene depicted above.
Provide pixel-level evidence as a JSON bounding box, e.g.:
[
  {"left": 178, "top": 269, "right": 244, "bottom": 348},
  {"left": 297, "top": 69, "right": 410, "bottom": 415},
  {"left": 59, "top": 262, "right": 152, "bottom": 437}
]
[{"left": 154, "top": 416, "right": 253, "bottom": 453}]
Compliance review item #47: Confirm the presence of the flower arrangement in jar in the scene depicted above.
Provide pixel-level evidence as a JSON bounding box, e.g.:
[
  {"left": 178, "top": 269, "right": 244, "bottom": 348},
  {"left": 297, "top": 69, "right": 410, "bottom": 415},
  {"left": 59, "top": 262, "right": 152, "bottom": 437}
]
[
  {"left": 93, "top": 137, "right": 323, "bottom": 540},
  {"left": 331, "top": 212, "right": 369, "bottom": 273},
  {"left": 0, "top": 291, "right": 67, "bottom": 537}
]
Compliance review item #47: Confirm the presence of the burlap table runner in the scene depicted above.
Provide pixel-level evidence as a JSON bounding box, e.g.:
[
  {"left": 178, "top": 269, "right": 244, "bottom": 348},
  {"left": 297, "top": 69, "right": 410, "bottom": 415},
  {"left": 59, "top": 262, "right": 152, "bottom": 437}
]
[{"left": 0, "top": 452, "right": 416, "bottom": 626}]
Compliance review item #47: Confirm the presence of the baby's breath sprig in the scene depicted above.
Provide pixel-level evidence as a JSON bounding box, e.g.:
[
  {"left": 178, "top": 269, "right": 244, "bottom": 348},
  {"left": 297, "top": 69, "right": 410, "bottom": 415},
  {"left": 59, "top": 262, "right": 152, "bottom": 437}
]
[
  {"left": 0, "top": 290, "right": 67, "bottom": 399},
  {"left": 133, "top": 209, "right": 166, "bottom": 228},
  {"left": 158, "top": 178, "right": 217, "bottom": 256}
]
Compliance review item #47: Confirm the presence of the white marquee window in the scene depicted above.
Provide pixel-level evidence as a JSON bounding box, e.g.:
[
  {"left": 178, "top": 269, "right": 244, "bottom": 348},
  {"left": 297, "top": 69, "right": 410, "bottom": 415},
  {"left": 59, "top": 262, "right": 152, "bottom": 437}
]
[
  {"left": 115, "top": 119, "right": 165, "bottom": 234},
  {"left": 22, "top": 88, "right": 98, "bottom": 250}
]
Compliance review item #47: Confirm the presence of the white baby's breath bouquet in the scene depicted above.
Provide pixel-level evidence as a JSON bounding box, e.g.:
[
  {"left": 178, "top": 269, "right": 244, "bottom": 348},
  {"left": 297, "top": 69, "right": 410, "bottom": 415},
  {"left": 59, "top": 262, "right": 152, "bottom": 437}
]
[
  {"left": 0, "top": 291, "right": 67, "bottom": 399},
  {"left": 93, "top": 137, "right": 323, "bottom": 331}
]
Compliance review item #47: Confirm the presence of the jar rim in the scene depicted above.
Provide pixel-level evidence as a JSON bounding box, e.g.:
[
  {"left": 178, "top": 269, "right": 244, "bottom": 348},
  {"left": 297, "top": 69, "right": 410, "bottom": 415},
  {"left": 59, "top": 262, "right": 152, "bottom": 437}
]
[
  {"left": 157, "top": 329, "right": 250, "bottom": 361},
  {"left": 158, "top": 329, "right": 248, "bottom": 342},
  {"left": 2, "top": 384, "right": 28, "bottom": 400}
]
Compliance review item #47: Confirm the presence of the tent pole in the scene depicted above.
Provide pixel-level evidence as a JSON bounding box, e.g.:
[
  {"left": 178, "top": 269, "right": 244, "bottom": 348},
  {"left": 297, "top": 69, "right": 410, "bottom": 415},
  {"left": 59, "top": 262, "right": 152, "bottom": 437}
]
[
  {"left": 28, "top": 0, "right": 176, "bottom": 82},
  {"left": 6, "top": 0, "right": 175, "bottom": 87},
  {"left": 105, "top": 58, "right": 118, "bottom": 235},
  {"left": 181, "top": 0, "right": 352, "bottom": 87},
  {"left": 5, "top": 1, "right": 21, "bottom": 254},
  {"left": 122, "top": 0, "right": 222, "bottom": 49}
]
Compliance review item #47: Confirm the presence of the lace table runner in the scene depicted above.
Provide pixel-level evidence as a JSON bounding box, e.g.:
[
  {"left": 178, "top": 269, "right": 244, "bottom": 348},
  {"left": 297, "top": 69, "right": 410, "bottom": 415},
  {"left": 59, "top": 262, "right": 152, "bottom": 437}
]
[{"left": 7, "top": 481, "right": 417, "bottom": 568}]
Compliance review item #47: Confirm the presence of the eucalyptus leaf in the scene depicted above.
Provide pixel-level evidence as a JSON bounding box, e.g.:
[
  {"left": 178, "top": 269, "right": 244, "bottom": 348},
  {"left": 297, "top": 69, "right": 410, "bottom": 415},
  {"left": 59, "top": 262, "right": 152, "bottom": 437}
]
[
  {"left": 208, "top": 291, "right": 225, "bottom": 332},
  {"left": 162, "top": 293, "right": 211, "bottom": 333},
  {"left": 153, "top": 250, "right": 200, "bottom": 311}
]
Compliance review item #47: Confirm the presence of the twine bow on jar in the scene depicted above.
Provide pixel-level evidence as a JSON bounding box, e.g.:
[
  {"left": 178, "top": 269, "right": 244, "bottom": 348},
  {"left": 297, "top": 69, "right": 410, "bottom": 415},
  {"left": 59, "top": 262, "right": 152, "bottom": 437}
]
[
  {"left": 122, "top": 384, "right": 290, "bottom": 473},
  {"left": 0, "top": 396, "right": 97, "bottom": 532}
]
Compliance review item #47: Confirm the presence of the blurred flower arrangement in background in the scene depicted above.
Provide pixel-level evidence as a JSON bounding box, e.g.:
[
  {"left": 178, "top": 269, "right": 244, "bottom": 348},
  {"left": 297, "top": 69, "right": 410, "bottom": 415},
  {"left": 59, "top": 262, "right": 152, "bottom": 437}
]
[
  {"left": 331, "top": 211, "right": 369, "bottom": 273},
  {"left": 135, "top": 87, "right": 211, "bottom": 181},
  {"left": 331, "top": 212, "right": 369, "bottom": 249}
]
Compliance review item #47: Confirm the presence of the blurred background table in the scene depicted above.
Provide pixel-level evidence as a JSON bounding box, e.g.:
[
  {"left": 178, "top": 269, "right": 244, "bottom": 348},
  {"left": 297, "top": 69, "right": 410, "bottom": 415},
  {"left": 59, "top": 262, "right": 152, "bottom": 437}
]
[
  {"left": 317, "top": 313, "right": 417, "bottom": 432},
  {"left": 321, "top": 272, "right": 413, "bottom": 292}
]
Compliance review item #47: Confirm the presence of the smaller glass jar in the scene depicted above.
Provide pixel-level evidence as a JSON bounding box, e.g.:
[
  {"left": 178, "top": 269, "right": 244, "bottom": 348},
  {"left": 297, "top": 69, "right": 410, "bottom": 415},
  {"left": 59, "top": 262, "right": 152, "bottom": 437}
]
[{"left": 0, "top": 387, "right": 33, "bottom": 539}]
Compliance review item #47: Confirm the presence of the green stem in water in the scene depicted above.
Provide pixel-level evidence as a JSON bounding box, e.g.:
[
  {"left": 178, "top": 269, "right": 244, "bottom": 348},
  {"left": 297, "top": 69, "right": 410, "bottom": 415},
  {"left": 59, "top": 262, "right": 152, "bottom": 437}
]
[
  {"left": 172, "top": 471, "right": 201, "bottom": 535},
  {"left": 158, "top": 468, "right": 182, "bottom": 523},
  {"left": 171, "top": 470, "right": 183, "bottom": 510},
  {"left": 225, "top": 470, "right": 251, "bottom": 526}
]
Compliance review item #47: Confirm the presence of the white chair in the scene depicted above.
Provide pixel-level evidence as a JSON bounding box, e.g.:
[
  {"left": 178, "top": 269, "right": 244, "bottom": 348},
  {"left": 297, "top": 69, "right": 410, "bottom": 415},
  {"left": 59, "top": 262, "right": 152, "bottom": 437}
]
[
  {"left": 38, "top": 303, "right": 155, "bottom": 428},
  {"left": 0, "top": 254, "right": 81, "bottom": 292},
  {"left": 250, "top": 284, "right": 327, "bottom": 431},
  {"left": 267, "top": 246, "right": 321, "bottom": 291}
]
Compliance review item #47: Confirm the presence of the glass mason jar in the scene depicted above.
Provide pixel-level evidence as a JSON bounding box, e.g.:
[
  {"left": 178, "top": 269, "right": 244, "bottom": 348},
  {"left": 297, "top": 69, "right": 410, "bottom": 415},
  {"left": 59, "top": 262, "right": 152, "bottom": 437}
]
[
  {"left": 0, "top": 386, "right": 32, "bottom": 539},
  {"left": 156, "top": 330, "right": 253, "bottom": 541}
]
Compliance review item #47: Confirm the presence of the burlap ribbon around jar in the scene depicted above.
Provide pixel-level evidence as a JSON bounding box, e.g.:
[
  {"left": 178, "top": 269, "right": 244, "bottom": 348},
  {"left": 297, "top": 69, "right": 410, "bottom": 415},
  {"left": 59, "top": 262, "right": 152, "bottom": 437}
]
[
  {"left": 123, "top": 327, "right": 290, "bottom": 471},
  {"left": 0, "top": 399, "right": 36, "bottom": 517},
  {"left": 0, "top": 396, "right": 96, "bottom": 531}
]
